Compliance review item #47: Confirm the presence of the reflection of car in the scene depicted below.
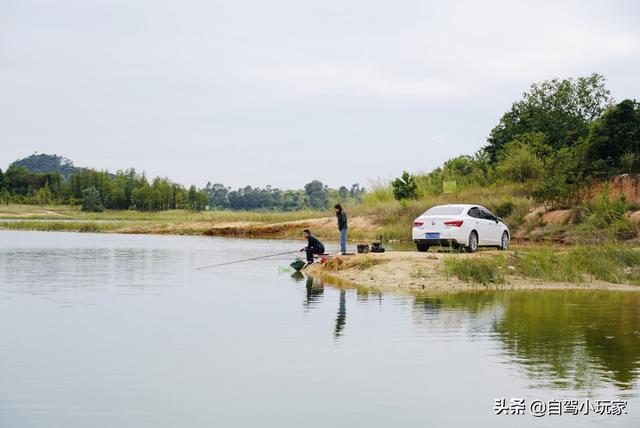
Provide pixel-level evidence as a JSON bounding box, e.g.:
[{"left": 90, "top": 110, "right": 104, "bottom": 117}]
[{"left": 412, "top": 204, "right": 510, "bottom": 253}]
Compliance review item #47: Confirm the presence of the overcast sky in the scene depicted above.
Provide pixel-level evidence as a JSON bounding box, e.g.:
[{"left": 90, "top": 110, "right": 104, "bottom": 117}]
[{"left": 1, "top": 0, "right": 639, "bottom": 189}]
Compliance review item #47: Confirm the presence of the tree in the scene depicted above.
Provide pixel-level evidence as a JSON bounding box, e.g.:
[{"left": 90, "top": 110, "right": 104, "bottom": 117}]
[
  {"left": 585, "top": 99, "right": 640, "bottom": 176},
  {"left": 3, "top": 164, "right": 61, "bottom": 196},
  {"left": 4, "top": 165, "right": 34, "bottom": 195},
  {"left": 175, "top": 188, "right": 185, "bottom": 208},
  {"left": 486, "top": 73, "right": 613, "bottom": 160},
  {"left": 0, "top": 168, "right": 4, "bottom": 190},
  {"left": 281, "top": 190, "right": 305, "bottom": 211},
  {"left": 205, "top": 182, "right": 231, "bottom": 208},
  {"left": 187, "top": 185, "right": 198, "bottom": 210},
  {"left": 35, "top": 182, "right": 53, "bottom": 206},
  {"left": 110, "top": 186, "right": 127, "bottom": 210},
  {"left": 11, "top": 153, "right": 77, "bottom": 180},
  {"left": 392, "top": 171, "right": 419, "bottom": 200},
  {"left": 338, "top": 186, "right": 349, "bottom": 199},
  {"left": 494, "top": 139, "right": 545, "bottom": 183},
  {"left": 304, "top": 180, "right": 329, "bottom": 210},
  {"left": 439, "top": 151, "right": 492, "bottom": 188},
  {"left": 536, "top": 143, "right": 590, "bottom": 205},
  {"left": 0, "top": 188, "right": 9, "bottom": 205},
  {"left": 349, "top": 183, "right": 365, "bottom": 201},
  {"left": 81, "top": 186, "right": 104, "bottom": 212},
  {"left": 195, "top": 190, "right": 209, "bottom": 211}
]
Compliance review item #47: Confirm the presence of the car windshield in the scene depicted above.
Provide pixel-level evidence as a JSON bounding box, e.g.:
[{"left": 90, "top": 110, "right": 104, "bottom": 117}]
[{"left": 423, "top": 206, "right": 465, "bottom": 216}]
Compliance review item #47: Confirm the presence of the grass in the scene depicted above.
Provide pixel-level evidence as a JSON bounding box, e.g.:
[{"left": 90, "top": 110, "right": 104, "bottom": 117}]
[
  {"left": 410, "top": 265, "right": 429, "bottom": 279},
  {"left": 513, "top": 245, "right": 640, "bottom": 284},
  {"left": 0, "top": 204, "right": 338, "bottom": 237},
  {"left": 0, "top": 204, "right": 327, "bottom": 222},
  {"left": 348, "top": 182, "right": 537, "bottom": 240},
  {"left": 354, "top": 255, "right": 382, "bottom": 270},
  {"left": 442, "top": 245, "right": 640, "bottom": 286},
  {"left": 0, "top": 220, "right": 130, "bottom": 233},
  {"left": 515, "top": 247, "right": 580, "bottom": 282},
  {"left": 443, "top": 255, "right": 508, "bottom": 285},
  {"left": 323, "top": 257, "right": 346, "bottom": 271},
  {"left": 322, "top": 255, "right": 383, "bottom": 272}
]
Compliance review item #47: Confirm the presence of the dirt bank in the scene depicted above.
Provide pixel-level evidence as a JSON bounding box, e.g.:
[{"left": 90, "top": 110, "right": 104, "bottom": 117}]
[
  {"left": 304, "top": 251, "right": 640, "bottom": 293},
  {"left": 0, "top": 213, "right": 383, "bottom": 240}
]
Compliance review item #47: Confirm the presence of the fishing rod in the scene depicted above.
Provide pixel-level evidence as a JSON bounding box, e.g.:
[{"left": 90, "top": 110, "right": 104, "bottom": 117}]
[{"left": 196, "top": 250, "right": 300, "bottom": 270}]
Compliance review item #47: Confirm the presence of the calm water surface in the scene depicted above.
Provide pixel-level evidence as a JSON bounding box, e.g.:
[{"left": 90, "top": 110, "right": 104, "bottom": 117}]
[{"left": 0, "top": 231, "right": 639, "bottom": 427}]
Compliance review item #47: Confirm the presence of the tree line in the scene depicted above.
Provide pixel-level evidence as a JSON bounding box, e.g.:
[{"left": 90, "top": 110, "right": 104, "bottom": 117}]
[
  {"left": 392, "top": 73, "right": 640, "bottom": 205},
  {"left": 204, "top": 181, "right": 364, "bottom": 211},
  {"left": 0, "top": 155, "right": 365, "bottom": 212},
  {"left": 0, "top": 166, "right": 210, "bottom": 212}
]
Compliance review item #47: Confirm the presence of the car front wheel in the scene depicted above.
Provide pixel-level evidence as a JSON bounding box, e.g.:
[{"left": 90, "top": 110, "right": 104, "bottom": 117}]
[
  {"left": 499, "top": 231, "right": 510, "bottom": 250},
  {"left": 466, "top": 231, "right": 478, "bottom": 253}
]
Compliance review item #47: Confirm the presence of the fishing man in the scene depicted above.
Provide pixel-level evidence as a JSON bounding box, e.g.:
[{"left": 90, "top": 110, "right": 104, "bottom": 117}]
[{"left": 300, "top": 229, "right": 325, "bottom": 266}]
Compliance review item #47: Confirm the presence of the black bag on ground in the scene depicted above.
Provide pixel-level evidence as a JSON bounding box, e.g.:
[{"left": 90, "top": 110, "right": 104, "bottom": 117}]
[{"left": 371, "top": 242, "right": 385, "bottom": 253}]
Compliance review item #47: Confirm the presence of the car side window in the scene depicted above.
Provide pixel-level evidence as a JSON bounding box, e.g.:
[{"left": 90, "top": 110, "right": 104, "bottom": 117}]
[
  {"left": 480, "top": 208, "right": 495, "bottom": 220},
  {"left": 468, "top": 207, "right": 481, "bottom": 218}
]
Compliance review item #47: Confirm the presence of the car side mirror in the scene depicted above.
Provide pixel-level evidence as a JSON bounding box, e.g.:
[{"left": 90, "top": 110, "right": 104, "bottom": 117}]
[{"left": 495, "top": 217, "right": 501, "bottom": 223}]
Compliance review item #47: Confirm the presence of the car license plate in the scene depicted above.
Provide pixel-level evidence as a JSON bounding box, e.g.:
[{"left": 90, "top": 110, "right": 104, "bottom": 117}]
[{"left": 425, "top": 233, "right": 440, "bottom": 239}]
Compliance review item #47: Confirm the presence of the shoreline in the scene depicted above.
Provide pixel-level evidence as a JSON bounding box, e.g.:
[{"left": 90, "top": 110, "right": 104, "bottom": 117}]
[
  {"left": 3, "top": 224, "right": 640, "bottom": 293},
  {"left": 0, "top": 206, "right": 380, "bottom": 240},
  {"left": 0, "top": 218, "right": 366, "bottom": 240},
  {"left": 303, "top": 251, "right": 640, "bottom": 293},
  {"left": 3, "top": 206, "right": 640, "bottom": 294}
]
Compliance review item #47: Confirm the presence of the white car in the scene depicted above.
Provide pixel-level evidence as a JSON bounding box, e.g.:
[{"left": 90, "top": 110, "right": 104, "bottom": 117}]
[{"left": 412, "top": 204, "right": 510, "bottom": 253}]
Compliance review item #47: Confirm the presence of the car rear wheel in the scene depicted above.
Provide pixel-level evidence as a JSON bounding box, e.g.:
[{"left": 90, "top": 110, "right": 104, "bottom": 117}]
[
  {"left": 499, "top": 231, "right": 510, "bottom": 250},
  {"left": 416, "top": 242, "right": 430, "bottom": 252},
  {"left": 466, "top": 231, "right": 478, "bottom": 253}
]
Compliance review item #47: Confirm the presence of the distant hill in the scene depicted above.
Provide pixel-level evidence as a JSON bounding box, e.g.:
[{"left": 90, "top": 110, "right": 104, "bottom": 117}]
[{"left": 11, "top": 153, "right": 79, "bottom": 180}]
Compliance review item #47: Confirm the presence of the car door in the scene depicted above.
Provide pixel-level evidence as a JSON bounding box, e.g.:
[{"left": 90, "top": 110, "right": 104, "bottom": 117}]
[
  {"left": 479, "top": 207, "right": 500, "bottom": 245},
  {"left": 467, "top": 207, "right": 491, "bottom": 245}
]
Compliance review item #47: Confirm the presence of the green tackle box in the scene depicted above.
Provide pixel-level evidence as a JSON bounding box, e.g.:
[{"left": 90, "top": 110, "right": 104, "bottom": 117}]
[{"left": 290, "top": 258, "right": 306, "bottom": 271}]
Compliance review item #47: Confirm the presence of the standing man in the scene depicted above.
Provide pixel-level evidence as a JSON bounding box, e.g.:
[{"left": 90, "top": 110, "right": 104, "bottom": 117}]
[
  {"left": 301, "top": 229, "right": 325, "bottom": 266},
  {"left": 335, "top": 204, "right": 348, "bottom": 254}
]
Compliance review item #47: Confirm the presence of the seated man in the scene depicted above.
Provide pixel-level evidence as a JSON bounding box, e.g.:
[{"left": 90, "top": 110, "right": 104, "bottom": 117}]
[{"left": 300, "top": 229, "right": 325, "bottom": 266}]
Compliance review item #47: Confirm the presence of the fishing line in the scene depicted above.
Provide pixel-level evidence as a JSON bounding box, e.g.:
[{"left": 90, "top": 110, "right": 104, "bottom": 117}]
[{"left": 196, "top": 250, "right": 300, "bottom": 270}]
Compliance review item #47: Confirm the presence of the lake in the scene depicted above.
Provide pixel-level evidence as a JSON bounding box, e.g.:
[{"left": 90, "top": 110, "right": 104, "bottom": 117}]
[{"left": 0, "top": 231, "right": 638, "bottom": 427}]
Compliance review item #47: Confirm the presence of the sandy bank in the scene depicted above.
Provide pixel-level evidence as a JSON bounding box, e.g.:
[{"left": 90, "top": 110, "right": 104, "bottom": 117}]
[
  {"left": 304, "top": 251, "right": 640, "bottom": 293},
  {"left": 0, "top": 214, "right": 382, "bottom": 240}
]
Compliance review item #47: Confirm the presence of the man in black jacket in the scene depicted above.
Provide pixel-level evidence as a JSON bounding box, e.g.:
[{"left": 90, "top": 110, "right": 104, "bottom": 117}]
[
  {"left": 335, "top": 204, "right": 348, "bottom": 254},
  {"left": 301, "top": 229, "right": 325, "bottom": 265}
]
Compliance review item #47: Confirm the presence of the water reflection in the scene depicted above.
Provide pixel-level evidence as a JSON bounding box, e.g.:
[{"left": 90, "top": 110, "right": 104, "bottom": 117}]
[
  {"left": 294, "top": 274, "right": 347, "bottom": 339},
  {"left": 292, "top": 275, "right": 640, "bottom": 389},
  {"left": 334, "top": 290, "right": 347, "bottom": 339},
  {"left": 408, "top": 290, "right": 640, "bottom": 391},
  {"left": 355, "top": 287, "right": 383, "bottom": 305},
  {"left": 493, "top": 291, "right": 640, "bottom": 391},
  {"left": 291, "top": 272, "right": 325, "bottom": 310}
]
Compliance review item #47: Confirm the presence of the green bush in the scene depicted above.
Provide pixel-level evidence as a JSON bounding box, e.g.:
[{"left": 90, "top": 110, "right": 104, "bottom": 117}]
[
  {"left": 494, "top": 140, "right": 545, "bottom": 183},
  {"left": 392, "top": 171, "right": 419, "bottom": 200},
  {"left": 81, "top": 186, "right": 104, "bottom": 212},
  {"left": 575, "top": 193, "right": 637, "bottom": 242},
  {"left": 495, "top": 201, "right": 514, "bottom": 218}
]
